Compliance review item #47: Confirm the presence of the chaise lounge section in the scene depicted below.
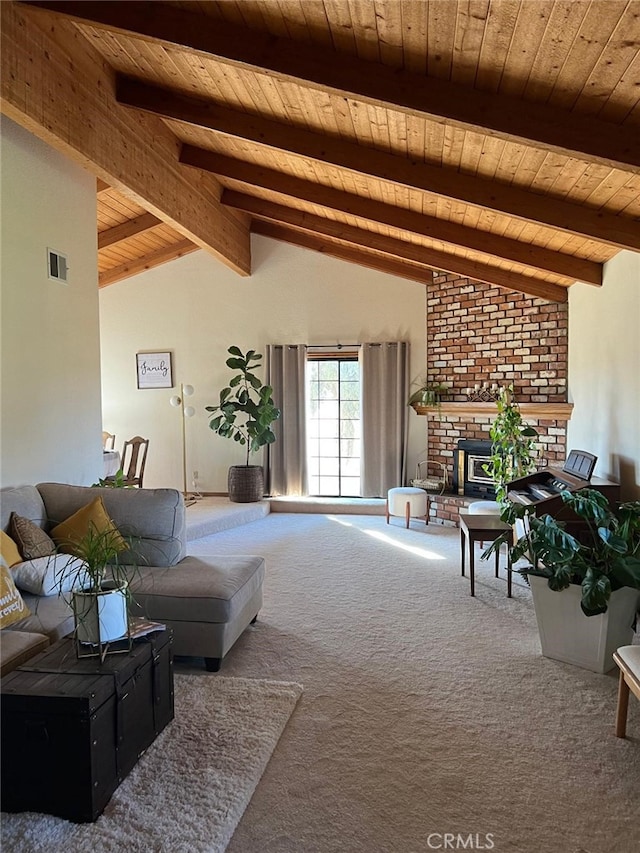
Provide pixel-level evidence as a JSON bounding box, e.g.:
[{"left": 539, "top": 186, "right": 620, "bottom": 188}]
[{"left": 1, "top": 483, "right": 264, "bottom": 673}]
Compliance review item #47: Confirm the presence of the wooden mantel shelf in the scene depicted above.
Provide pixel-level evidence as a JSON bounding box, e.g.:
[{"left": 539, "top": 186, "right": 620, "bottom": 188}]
[{"left": 411, "top": 402, "right": 574, "bottom": 419}]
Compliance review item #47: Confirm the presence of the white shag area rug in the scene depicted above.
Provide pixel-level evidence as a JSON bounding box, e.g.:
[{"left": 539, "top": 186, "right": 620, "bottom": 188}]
[{"left": 1, "top": 674, "right": 303, "bottom": 853}]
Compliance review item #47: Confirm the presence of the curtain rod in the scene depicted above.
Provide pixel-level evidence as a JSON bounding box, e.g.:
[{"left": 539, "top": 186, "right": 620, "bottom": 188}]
[
  {"left": 306, "top": 344, "right": 362, "bottom": 350},
  {"left": 272, "top": 343, "right": 403, "bottom": 350}
]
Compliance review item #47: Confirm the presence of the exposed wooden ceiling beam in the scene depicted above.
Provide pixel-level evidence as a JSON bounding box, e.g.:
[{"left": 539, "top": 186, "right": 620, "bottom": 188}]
[
  {"left": 117, "top": 77, "right": 640, "bottom": 252},
  {"left": 96, "top": 178, "right": 111, "bottom": 195},
  {"left": 224, "top": 191, "right": 568, "bottom": 303},
  {"left": 24, "top": 1, "right": 640, "bottom": 174},
  {"left": 99, "top": 239, "right": 197, "bottom": 287},
  {"left": 181, "top": 147, "right": 602, "bottom": 287},
  {"left": 98, "top": 212, "right": 162, "bottom": 250},
  {"left": 2, "top": 2, "right": 251, "bottom": 275}
]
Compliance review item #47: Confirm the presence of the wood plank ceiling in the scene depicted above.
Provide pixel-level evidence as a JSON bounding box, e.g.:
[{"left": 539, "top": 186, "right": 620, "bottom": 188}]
[{"left": 3, "top": 1, "right": 640, "bottom": 302}]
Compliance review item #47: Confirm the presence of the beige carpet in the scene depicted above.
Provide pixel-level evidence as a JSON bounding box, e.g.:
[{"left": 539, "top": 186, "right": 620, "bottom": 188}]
[
  {"left": 184, "top": 513, "right": 640, "bottom": 853},
  {"left": 1, "top": 675, "right": 303, "bottom": 853}
]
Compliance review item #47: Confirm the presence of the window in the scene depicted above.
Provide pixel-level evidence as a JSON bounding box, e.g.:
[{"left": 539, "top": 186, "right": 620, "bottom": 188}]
[{"left": 307, "top": 358, "right": 361, "bottom": 496}]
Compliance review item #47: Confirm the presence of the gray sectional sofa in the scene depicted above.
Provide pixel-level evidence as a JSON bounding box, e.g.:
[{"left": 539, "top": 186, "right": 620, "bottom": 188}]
[{"left": 1, "top": 483, "right": 264, "bottom": 674}]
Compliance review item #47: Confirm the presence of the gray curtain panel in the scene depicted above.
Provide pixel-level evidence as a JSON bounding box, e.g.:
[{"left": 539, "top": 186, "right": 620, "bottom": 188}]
[
  {"left": 265, "top": 344, "right": 308, "bottom": 496},
  {"left": 360, "top": 342, "right": 410, "bottom": 498}
]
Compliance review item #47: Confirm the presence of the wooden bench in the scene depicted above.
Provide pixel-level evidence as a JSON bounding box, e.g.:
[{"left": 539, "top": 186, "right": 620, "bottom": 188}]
[{"left": 613, "top": 645, "right": 640, "bottom": 738}]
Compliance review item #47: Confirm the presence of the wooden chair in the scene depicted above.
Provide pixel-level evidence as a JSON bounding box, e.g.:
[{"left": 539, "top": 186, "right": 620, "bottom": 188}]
[
  {"left": 614, "top": 645, "right": 640, "bottom": 738},
  {"left": 102, "top": 430, "right": 116, "bottom": 451},
  {"left": 119, "top": 436, "right": 149, "bottom": 488}
]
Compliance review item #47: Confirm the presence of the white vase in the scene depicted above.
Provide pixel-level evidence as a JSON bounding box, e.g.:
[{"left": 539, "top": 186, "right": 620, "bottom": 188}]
[
  {"left": 529, "top": 574, "right": 639, "bottom": 673},
  {"left": 73, "top": 582, "right": 129, "bottom": 645}
]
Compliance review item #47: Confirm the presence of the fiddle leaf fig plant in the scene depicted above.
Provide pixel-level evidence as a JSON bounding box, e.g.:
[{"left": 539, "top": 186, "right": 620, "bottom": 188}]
[
  {"left": 483, "top": 384, "right": 538, "bottom": 506},
  {"left": 206, "top": 346, "right": 280, "bottom": 466}
]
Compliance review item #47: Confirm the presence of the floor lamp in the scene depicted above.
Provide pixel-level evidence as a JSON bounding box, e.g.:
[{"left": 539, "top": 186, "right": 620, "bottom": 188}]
[{"left": 169, "top": 383, "right": 198, "bottom": 506}]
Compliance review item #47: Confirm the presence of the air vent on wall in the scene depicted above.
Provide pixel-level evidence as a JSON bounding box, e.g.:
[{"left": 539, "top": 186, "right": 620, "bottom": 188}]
[{"left": 47, "top": 248, "right": 68, "bottom": 283}]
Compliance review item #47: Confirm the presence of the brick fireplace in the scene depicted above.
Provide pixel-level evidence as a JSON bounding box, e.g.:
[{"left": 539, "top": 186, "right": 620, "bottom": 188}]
[{"left": 418, "top": 272, "right": 570, "bottom": 525}]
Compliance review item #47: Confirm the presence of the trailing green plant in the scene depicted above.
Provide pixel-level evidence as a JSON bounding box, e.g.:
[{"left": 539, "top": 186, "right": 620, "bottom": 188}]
[
  {"left": 483, "top": 385, "right": 538, "bottom": 506},
  {"left": 407, "top": 378, "right": 448, "bottom": 408},
  {"left": 206, "top": 346, "right": 280, "bottom": 467},
  {"left": 484, "top": 489, "right": 640, "bottom": 616},
  {"left": 408, "top": 380, "right": 448, "bottom": 420}
]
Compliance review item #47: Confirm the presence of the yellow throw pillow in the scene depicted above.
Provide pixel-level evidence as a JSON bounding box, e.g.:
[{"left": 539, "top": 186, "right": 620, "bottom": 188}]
[
  {"left": 0, "top": 558, "right": 30, "bottom": 627},
  {"left": 0, "top": 530, "right": 23, "bottom": 567},
  {"left": 50, "top": 497, "right": 127, "bottom": 557}
]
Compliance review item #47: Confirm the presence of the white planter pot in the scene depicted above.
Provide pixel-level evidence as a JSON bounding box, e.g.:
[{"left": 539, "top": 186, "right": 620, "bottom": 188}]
[
  {"left": 529, "top": 574, "right": 639, "bottom": 673},
  {"left": 73, "top": 582, "right": 129, "bottom": 645}
]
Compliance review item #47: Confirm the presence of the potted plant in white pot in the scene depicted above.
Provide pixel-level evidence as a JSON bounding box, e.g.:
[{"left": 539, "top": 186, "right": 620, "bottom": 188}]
[
  {"left": 486, "top": 489, "right": 640, "bottom": 673},
  {"left": 69, "top": 527, "right": 131, "bottom": 651},
  {"left": 52, "top": 514, "right": 136, "bottom": 657},
  {"left": 206, "top": 346, "right": 280, "bottom": 503}
]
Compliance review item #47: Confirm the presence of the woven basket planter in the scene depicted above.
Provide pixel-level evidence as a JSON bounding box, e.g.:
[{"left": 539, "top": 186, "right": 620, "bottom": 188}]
[{"left": 228, "top": 465, "right": 265, "bottom": 503}]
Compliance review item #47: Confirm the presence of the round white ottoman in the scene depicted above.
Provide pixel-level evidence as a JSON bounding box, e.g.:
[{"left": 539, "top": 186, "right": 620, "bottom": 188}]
[
  {"left": 468, "top": 500, "right": 501, "bottom": 515},
  {"left": 386, "top": 487, "right": 429, "bottom": 528}
]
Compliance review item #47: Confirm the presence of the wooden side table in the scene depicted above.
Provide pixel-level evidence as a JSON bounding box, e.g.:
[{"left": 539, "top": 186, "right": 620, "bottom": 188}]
[{"left": 459, "top": 512, "right": 512, "bottom": 597}]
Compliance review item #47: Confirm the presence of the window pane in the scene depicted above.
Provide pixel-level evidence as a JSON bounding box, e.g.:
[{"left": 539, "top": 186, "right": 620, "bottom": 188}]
[
  {"left": 340, "top": 361, "right": 359, "bottom": 381},
  {"left": 318, "top": 419, "right": 339, "bottom": 438},
  {"left": 318, "top": 400, "right": 339, "bottom": 419},
  {"left": 340, "top": 418, "right": 358, "bottom": 439},
  {"left": 341, "top": 438, "right": 361, "bottom": 458},
  {"left": 342, "top": 457, "right": 360, "bottom": 476},
  {"left": 319, "top": 476, "right": 340, "bottom": 494},
  {"left": 318, "top": 362, "right": 338, "bottom": 380},
  {"left": 318, "top": 457, "right": 340, "bottom": 476},
  {"left": 341, "top": 478, "right": 361, "bottom": 496},
  {"left": 308, "top": 362, "right": 318, "bottom": 381},
  {"left": 319, "top": 438, "right": 339, "bottom": 456},
  {"left": 319, "top": 381, "right": 339, "bottom": 400},
  {"left": 340, "top": 381, "right": 359, "bottom": 400},
  {"left": 341, "top": 399, "right": 360, "bottom": 420}
]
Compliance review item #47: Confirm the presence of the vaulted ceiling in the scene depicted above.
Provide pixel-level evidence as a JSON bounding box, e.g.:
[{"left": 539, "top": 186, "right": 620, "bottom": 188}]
[{"left": 2, "top": 1, "right": 639, "bottom": 303}]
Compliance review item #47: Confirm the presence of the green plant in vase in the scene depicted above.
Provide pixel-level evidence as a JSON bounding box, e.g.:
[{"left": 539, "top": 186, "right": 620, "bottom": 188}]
[
  {"left": 54, "top": 515, "right": 137, "bottom": 653},
  {"left": 408, "top": 380, "right": 448, "bottom": 415}
]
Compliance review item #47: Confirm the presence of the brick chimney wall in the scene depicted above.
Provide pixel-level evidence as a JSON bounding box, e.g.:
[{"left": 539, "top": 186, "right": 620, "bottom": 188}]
[{"left": 420, "top": 272, "right": 569, "bottom": 522}]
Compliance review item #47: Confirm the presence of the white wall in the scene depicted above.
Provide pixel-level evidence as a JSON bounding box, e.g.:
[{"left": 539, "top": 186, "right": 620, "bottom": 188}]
[
  {"left": 567, "top": 250, "right": 640, "bottom": 499},
  {"left": 99, "top": 237, "right": 428, "bottom": 493},
  {"left": 0, "top": 117, "right": 103, "bottom": 488}
]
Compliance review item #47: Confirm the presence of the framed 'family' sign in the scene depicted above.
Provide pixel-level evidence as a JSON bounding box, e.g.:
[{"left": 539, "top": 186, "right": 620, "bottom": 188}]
[{"left": 136, "top": 352, "right": 173, "bottom": 389}]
